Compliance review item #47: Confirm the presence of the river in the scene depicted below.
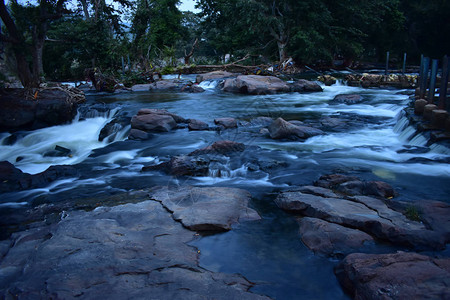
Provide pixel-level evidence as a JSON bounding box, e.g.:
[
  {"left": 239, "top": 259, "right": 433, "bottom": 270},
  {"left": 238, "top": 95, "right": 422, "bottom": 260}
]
[{"left": 1, "top": 77, "right": 449, "bottom": 299}]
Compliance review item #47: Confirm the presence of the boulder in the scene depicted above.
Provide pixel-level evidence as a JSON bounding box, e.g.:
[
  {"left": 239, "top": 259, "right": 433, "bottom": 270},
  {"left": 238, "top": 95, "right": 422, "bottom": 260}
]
[
  {"left": 149, "top": 186, "right": 261, "bottom": 231},
  {"left": 131, "top": 84, "right": 152, "bottom": 92},
  {"left": 196, "top": 71, "right": 237, "bottom": 83},
  {"left": 131, "top": 114, "right": 176, "bottom": 133},
  {"left": 0, "top": 88, "right": 83, "bottom": 132},
  {"left": 181, "top": 84, "right": 205, "bottom": 93},
  {"left": 423, "top": 104, "right": 438, "bottom": 120},
  {"left": 414, "top": 99, "right": 428, "bottom": 115},
  {"left": 222, "top": 75, "right": 290, "bottom": 95},
  {"left": 274, "top": 190, "right": 445, "bottom": 249},
  {"left": 149, "top": 80, "right": 181, "bottom": 91},
  {"left": 0, "top": 161, "right": 78, "bottom": 193},
  {"left": 214, "top": 117, "right": 237, "bottom": 129},
  {"left": 268, "top": 118, "right": 324, "bottom": 140},
  {"left": 335, "top": 252, "right": 450, "bottom": 300},
  {"left": 188, "top": 119, "right": 209, "bottom": 131},
  {"left": 289, "top": 79, "right": 323, "bottom": 93},
  {"left": 128, "top": 128, "right": 151, "bottom": 140},
  {"left": 98, "top": 115, "right": 131, "bottom": 142},
  {"left": 298, "top": 217, "right": 374, "bottom": 257},
  {"left": 317, "top": 75, "right": 337, "bottom": 86},
  {"left": 0, "top": 198, "right": 268, "bottom": 299},
  {"left": 137, "top": 108, "right": 186, "bottom": 123},
  {"left": 331, "top": 94, "right": 363, "bottom": 105}
]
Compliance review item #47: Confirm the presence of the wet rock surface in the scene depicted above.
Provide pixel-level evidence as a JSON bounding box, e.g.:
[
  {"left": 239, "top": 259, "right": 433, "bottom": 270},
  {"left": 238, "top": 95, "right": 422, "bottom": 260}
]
[
  {"left": 276, "top": 175, "right": 450, "bottom": 250},
  {"left": 149, "top": 186, "right": 261, "bottom": 231},
  {"left": 0, "top": 88, "right": 83, "bottom": 132},
  {"left": 222, "top": 75, "right": 290, "bottom": 95},
  {"left": 0, "top": 197, "right": 267, "bottom": 299},
  {"left": 335, "top": 252, "right": 450, "bottom": 300},
  {"left": 268, "top": 117, "right": 324, "bottom": 140},
  {"left": 129, "top": 108, "right": 186, "bottom": 140},
  {"left": 196, "top": 71, "right": 238, "bottom": 83},
  {"left": 331, "top": 94, "right": 364, "bottom": 105},
  {"left": 289, "top": 79, "right": 323, "bottom": 93}
]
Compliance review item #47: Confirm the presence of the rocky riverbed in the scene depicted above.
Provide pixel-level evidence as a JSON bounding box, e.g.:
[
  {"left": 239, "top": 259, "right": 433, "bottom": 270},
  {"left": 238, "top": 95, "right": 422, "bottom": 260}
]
[{"left": 1, "top": 73, "right": 449, "bottom": 299}]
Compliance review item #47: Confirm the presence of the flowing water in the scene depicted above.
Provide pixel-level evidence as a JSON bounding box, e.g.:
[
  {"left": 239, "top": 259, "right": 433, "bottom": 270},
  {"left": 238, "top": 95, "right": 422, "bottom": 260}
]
[{"left": 1, "top": 79, "right": 450, "bottom": 299}]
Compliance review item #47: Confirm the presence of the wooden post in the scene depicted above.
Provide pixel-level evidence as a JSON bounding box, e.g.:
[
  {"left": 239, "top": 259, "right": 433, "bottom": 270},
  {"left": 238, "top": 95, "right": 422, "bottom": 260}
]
[
  {"left": 402, "top": 53, "right": 407, "bottom": 74},
  {"left": 420, "top": 57, "right": 430, "bottom": 99},
  {"left": 385, "top": 51, "right": 390, "bottom": 75},
  {"left": 438, "top": 55, "right": 449, "bottom": 110},
  {"left": 428, "top": 59, "right": 439, "bottom": 104}
]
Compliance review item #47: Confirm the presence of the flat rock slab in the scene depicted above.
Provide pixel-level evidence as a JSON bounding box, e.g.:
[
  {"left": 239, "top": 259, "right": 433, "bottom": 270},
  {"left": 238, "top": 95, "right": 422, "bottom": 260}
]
[
  {"left": 298, "top": 217, "right": 374, "bottom": 257},
  {"left": 275, "top": 190, "right": 447, "bottom": 249},
  {"left": 0, "top": 199, "right": 268, "bottom": 299},
  {"left": 196, "top": 71, "right": 237, "bottom": 83},
  {"left": 149, "top": 186, "right": 261, "bottom": 231},
  {"left": 335, "top": 252, "right": 450, "bottom": 300}
]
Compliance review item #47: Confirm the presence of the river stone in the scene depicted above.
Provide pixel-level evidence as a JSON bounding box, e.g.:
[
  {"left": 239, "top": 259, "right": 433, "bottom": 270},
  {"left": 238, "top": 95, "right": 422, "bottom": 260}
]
[
  {"left": 196, "top": 71, "right": 237, "bottom": 83},
  {"left": 222, "top": 75, "right": 290, "bottom": 95},
  {"left": 148, "top": 80, "right": 181, "bottom": 91},
  {"left": 214, "top": 117, "right": 238, "bottom": 129},
  {"left": 274, "top": 190, "right": 446, "bottom": 249},
  {"left": 137, "top": 108, "right": 186, "bottom": 123},
  {"left": 188, "top": 119, "right": 209, "bottom": 131},
  {"left": 131, "top": 84, "right": 152, "bottom": 91},
  {"left": 149, "top": 186, "right": 261, "bottom": 231},
  {"left": 332, "top": 94, "right": 363, "bottom": 105},
  {"left": 431, "top": 109, "right": 448, "bottom": 128},
  {"left": 335, "top": 252, "right": 450, "bottom": 300},
  {"left": 289, "top": 79, "right": 323, "bottom": 93},
  {"left": 131, "top": 114, "right": 177, "bottom": 133},
  {"left": 298, "top": 217, "right": 374, "bottom": 257},
  {"left": 0, "top": 200, "right": 268, "bottom": 299},
  {"left": 268, "top": 118, "right": 324, "bottom": 140}
]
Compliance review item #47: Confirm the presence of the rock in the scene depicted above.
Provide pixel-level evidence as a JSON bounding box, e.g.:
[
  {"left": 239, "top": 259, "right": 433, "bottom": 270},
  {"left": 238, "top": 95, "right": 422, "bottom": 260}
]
[
  {"left": 314, "top": 174, "right": 360, "bottom": 189},
  {"left": 181, "top": 84, "right": 205, "bottom": 93},
  {"left": 0, "top": 88, "right": 82, "bottom": 132},
  {"left": 98, "top": 115, "right": 131, "bottom": 142},
  {"left": 289, "top": 79, "right": 323, "bottom": 93},
  {"left": 319, "top": 117, "right": 347, "bottom": 130},
  {"left": 268, "top": 118, "right": 324, "bottom": 140},
  {"left": 415, "top": 200, "right": 450, "bottom": 240},
  {"left": 222, "top": 75, "right": 290, "bottom": 95},
  {"left": 128, "top": 128, "right": 151, "bottom": 140},
  {"left": 149, "top": 80, "right": 181, "bottom": 91},
  {"left": 332, "top": 94, "right": 363, "bottom": 105},
  {"left": 423, "top": 104, "right": 438, "bottom": 120},
  {"left": 188, "top": 119, "right": 209, "bottom": 131},
  {"left": 335, "top": 252, "right": 450, "bottom": 300},
  {"left": 0, "top": 161, "right": 78, "bottom": 193},
  {"left": 214, "top": 117, "right": 237, "bottom": 129},
  {"left": 414, "top": 99, "right": 428, "bottom": 115},
  {"left": 196, "top": 71, "right": 237, "bottom": 83},
  {"left": 317, "top": 75, "right": 337, "bottom": 86},
  {"left": 298, "top": 217, "right": 374, "bottom": 257},
  {"left": 249, "top": 117, "right": 273, "bottom": 127},
  {"left": 431, "top": 109, "right": 448, "bottom": 128},
  {"left": 137, "top": 108, "right": 186, "bottom": 123},
  {"left": 142, "top": 155, "right": 209, "bottom": 176},
  {"left": 0, "top": 199, "right": 268, "bottom": 299},
  {"left": 274, "top": 190, "right": 445, "bottom": 249},
  {"left": 131, "top": 84, "right": 152, "bottom": 92},
  {"left": 149, "top": 186, "right": 261, "bottom": 231},
  {"left": 189, "top": 140, "right": 245, "bottom": 156},
  {"left": 131, "top": 113, "right": 176, "bottom": 133}
]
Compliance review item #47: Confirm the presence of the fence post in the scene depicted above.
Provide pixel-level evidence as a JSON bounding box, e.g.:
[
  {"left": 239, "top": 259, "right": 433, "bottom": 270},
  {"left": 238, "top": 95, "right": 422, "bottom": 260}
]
[
  {"left": 427, "top": 59, "right": 439, "bottom": 104},
  {"left": 438, "top": 55, "right": 449, "bottom": 110},
  {"left": 385, "top": 51, "right": 390, "bottom": 75},
  {"left": 420, "top": 57, "right": 430, "bottom": 99},
  {"left": 402, "top": 53, "right": 407, "bottom": 74}
]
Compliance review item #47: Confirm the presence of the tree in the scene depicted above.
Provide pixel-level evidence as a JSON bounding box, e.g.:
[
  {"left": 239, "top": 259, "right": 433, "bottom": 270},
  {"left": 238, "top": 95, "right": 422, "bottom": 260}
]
[{"left": 0, "top": 0, "right": 66, "bottom": 88}]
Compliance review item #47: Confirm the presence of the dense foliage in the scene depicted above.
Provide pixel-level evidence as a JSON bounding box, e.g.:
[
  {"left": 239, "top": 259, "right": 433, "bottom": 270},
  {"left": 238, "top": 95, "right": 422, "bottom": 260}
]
[{"left": 1, "top": 0, "right": 449, "bottom": 85}]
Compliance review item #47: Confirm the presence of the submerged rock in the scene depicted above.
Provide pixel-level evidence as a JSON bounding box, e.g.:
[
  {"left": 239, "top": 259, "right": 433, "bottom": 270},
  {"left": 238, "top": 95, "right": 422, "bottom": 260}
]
[
  {"left": 335, "top": 252, "right": 450, "bottom": 300},
  {"left": 142, "top": 155, "right": 210, "bottom": 176},
  {"left": 0, "top": 199, "right": 268, "bottom": 299},
  {"left": 331, "top": 94, "right": 364, "bottom": 105},
  {"left": 298, "top": 217, "right": 374, "bottom": 257},
  {"left": 149, "top": 186, "right": 261, "bottom": 231},
  {"left": 189, "top": 140, "right": 245, "bottom": 156}
]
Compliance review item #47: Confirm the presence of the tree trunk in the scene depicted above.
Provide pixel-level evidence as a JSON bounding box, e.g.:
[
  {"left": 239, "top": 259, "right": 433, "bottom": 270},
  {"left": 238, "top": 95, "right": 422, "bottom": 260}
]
[
  {"left": 277, "top": 40, "right": 288, "bottom": 63},
  {"left": 15, "top": 51, "right": 39, "bottom": 88}
]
